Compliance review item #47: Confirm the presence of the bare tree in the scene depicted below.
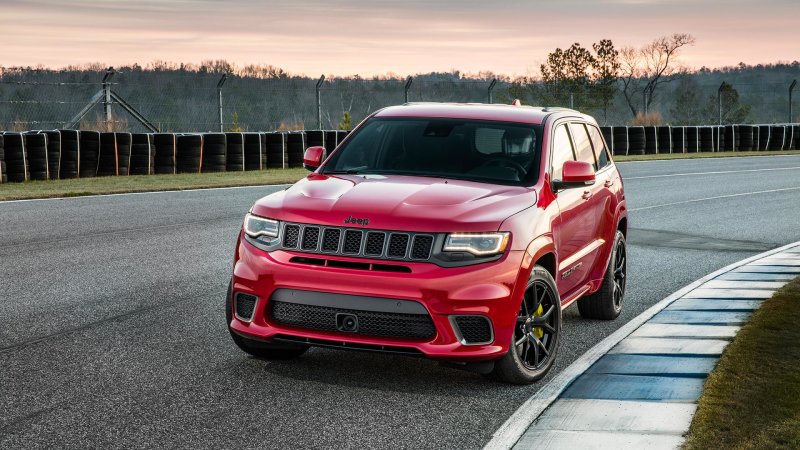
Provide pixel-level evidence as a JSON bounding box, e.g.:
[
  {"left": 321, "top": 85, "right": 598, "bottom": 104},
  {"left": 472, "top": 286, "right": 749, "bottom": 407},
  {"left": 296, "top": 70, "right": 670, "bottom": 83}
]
[{"left": 620, "top": 33, "right": 696, "bottom": 117}]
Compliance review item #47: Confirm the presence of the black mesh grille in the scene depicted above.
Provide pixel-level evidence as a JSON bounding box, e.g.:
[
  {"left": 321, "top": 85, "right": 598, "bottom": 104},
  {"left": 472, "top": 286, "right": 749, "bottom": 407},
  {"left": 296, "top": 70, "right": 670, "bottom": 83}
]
[
  {"left": 454, "top": 316, "right": 493, "bottom": 344},
  {"left": 301, "top": 226, "right": 320, "bottom": 250},
  {"left": 387, "top": 234, "right": 409, "bottom": 258},
  {"left": 284, "top": 225, "right": 300, "bottom": 248},
  {"left": 411, "top": 235, "right": 434, "bottom": 260},
  {"left": 235, "top": 293, "right": 257, "bottom": 321},
  {"left": 270, "top": 301, "right": 436, "bottom": 340},
  {"left": 364, "top": 232, "right": 386, "bottom": 256},
  {"left": 321, "top": 228, "right": 341, "bottom": 252},
  {"left": 343, "top": 230, "right": 363, "bottom": 254}
]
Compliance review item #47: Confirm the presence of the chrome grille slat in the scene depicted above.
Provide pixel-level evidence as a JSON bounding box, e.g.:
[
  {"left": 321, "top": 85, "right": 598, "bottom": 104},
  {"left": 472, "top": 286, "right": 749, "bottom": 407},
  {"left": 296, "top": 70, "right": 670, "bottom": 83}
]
[{"left": 279, "top": 222, "right": 434, "bottom": 262}]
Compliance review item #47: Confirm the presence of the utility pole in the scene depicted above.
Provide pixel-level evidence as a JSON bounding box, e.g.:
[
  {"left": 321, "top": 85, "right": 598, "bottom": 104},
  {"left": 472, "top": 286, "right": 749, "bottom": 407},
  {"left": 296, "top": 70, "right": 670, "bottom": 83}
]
[
  {"left": 487, "top": 78, "right": 497, "bottom": 104},
  {"left": 404, "top": 76, "right": 413, "bottom": 103},
  {"left": 718, "top": 82, "right": 725, "bottom": 125},
  {"left": 790, "top": 80, "right": 797, "bottom": 123},
  {"left": 102, "top": 68, "right": 116, "bottom": 129},
  {"left": 316, "top": 75, "right": 325, "bottom": 130},
  {"left": 217, "top": 73, "right": 227, "bottom": 133}
]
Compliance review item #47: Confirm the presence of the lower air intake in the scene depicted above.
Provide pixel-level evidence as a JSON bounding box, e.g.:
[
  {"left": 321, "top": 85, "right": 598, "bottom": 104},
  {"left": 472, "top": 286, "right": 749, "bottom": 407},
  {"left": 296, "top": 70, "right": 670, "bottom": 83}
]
[
  {"left": 235, "top": 293, "right": 258, "bottom": 321},
  {"left": 452, "top": 316, "right": 493, "bottom": 345}
]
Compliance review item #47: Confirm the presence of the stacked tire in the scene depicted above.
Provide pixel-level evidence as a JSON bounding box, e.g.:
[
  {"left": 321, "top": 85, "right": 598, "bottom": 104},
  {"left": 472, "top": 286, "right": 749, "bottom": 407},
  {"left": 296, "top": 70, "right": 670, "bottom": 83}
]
[
  {"left": 98, "top": 132, "right": 119, "bottom": 177},
  {"left": 722, "top": 125, "right": 736, "bottom": 151},
  {"left": 699, "top": 127, "right": 714, "bottom": 152},
  {"left": 324, "top": 130, "right": 339, "bottom": 155},
  {"left": 130, "top": 134, "right": 154, "bottom": 175},
  {"left": 116, "top": 133, "right": 132, "bottom": 176},
  {"left": 600, "top": 127, "right": 613, "bottom": 154},
  {"left": 79, "top": 131, "right": 100, "bottom": 178},
  {"left": 286, "top": 132, "right": 306, "bottom": 168},
  {"left": 225, "top": 132, "right": 245, "bottom": 172},
  {"left": 768, "top": 126, "right": 786, "bottom": 150},
  {"left": 0, "top": 134, "right": 5, "bottom": 183},
  {"left": 752, "top": 126, "right": 761, "bottom": 150},
  {"left": 758, "top": 125, "right": 771, "bottom": 150},
  {"left": 671, "top": 127, "right": 686, "bottom": 153},
  {"left": 244, "top": 132, "right": 266, "bottom": 170},
  {"left": 4, "top": 133, "right": 27, "bottom": 182},
  {"left": 25, "top": 132, "right": 49, "bottom": 180},
  {"left": 643, "top": 126, "right": 658, "bottom": 154},
  {"left": 153, "top": 133, "right": 176, "bottom": 174},
  {"left": 627, "top": 126, "right": 645, "bottom": 155},
  {"left": 657, "top": 126, "right": 671, "bottom": 154},
  {"left": 43, "top": 131, "right": 61, "bottom": 179},
  {"left": 791, "top": 126, "right": 800, "bottom": 150},
  {"left": 612, "top": 127, "right": 628, "bottom": 156},
  {"left": 266, "top": 132, "right": 286, "bottom": 169},
  {"left": 59, "top": 130, "right": 80, "bottom": 179},
  {"left": 176, "top": 134, "right": 203, "bottom": 173},
  {"left": 737, "top": 125, "right": 754, "bottom": 151},
  {"left": 201, "top": 133, "right": 226, "bottom": 173},
  {"left": 686, "top": 127, "right": 700, "bottom": 153}
]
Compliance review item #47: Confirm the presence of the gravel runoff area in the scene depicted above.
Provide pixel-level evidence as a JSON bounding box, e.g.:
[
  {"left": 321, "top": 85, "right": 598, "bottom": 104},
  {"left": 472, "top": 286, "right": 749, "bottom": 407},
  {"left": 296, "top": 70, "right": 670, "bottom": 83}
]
[{"left": 1, "top": 155, "right": 800, "bottom": 449}]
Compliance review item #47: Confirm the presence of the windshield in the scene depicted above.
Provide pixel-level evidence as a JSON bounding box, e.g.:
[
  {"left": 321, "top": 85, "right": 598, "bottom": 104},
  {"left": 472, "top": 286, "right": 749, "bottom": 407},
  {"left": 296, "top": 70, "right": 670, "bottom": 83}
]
[{"left": 322, "top": 118, "right": 542, "bottom": 185}]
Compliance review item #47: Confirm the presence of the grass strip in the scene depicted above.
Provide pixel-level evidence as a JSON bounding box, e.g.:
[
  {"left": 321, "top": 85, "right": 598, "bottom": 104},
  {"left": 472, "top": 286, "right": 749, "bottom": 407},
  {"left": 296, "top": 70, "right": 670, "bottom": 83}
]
[
  {"left": 0, "top": 168, "right": 309, "bottom": 201},
  {"left": 615, "top": 150, "right": 800, "bottom": 162},
  {"left": 683, "top": 276, "right": 800, "bottom": 450}
]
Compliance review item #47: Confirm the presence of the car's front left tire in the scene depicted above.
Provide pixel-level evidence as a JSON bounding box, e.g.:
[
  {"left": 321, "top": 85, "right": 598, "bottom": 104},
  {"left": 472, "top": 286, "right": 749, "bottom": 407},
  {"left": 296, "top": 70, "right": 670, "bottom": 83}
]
[
  {"left": 490, "top": 265, "right": 562, "bottom": 384},
  {"left": 226, "top": 281, "right": 309, "bottom": 360}
]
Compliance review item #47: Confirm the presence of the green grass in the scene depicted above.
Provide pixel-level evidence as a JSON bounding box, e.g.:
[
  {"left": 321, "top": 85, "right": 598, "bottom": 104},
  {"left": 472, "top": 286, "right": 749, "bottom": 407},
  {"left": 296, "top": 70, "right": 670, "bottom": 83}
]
[
  {"left": 683, "top": 276, "right": 800, "bottom": 450},
  {"left": 615, "top": 150, "right": 800, "bottom": 162},
  {"left": 0, "top": 168, "right": 309, "bottom": 201}
]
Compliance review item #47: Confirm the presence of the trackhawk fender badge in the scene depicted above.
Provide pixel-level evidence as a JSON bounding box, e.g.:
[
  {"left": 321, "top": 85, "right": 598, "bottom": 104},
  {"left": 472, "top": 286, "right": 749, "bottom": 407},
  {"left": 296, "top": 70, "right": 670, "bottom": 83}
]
[
  {"left": 344, "top": 215, "right": 370, "bottom": 226},
  {"left": 561, "top": 262, "right": 583, "bottom": 279}
]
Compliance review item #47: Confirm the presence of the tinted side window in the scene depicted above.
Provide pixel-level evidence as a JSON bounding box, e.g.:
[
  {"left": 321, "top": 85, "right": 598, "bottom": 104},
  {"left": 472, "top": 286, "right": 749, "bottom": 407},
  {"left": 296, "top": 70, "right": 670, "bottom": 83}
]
[
  {"left": 569, "top": 123, "right": 597, "bottom": 169},
  {"left": 587, "top": 125, "right": 610, "bottom": 169},
  {"left": 551, "top": 124, "right": 575, "bottom": 180}
]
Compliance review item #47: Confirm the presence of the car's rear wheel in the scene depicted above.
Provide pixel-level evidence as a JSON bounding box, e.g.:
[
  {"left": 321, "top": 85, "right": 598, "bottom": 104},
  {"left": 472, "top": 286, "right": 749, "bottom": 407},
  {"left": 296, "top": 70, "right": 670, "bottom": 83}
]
[
  {"left": 490, "top": 265, "right": 562, "bottom": 384},
  {"left": 226, "top": 281, "right": 309, "bottom": 360},
  {"left": 577, "top": 230, "right": 626, "bottom": 320}
]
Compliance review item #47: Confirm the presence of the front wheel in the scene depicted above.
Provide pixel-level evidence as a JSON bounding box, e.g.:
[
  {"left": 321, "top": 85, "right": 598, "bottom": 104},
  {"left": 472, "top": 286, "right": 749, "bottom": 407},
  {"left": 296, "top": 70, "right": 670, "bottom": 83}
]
[
  {"left": 226, "top": 281, "right": 309, "bottom": 360},
  {"left": 490, "top": 265, "right": 562, "bottom": 384},
  {"left": 577, "top": 230, "right": 627, "bottom": 320}
]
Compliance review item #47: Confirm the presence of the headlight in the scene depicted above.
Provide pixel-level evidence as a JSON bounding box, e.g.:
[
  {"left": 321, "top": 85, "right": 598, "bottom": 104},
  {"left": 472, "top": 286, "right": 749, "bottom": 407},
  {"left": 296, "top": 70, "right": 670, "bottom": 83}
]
[
  {"left": 443, "top": 232, "right": 510, "bottom": 256},
  {"left": 243, "top": 213, "right": 279, "bottom": 238}
]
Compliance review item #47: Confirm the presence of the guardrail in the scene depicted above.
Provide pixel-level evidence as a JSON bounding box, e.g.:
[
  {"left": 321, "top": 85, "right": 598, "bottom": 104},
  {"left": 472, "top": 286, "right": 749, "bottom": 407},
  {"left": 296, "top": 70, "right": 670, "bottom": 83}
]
[
  {"left": 0, "top": 129, "right": 349, "bottom": 183},
  {"left": 600, "top": 124, "right": 800, "bottom": 156}
]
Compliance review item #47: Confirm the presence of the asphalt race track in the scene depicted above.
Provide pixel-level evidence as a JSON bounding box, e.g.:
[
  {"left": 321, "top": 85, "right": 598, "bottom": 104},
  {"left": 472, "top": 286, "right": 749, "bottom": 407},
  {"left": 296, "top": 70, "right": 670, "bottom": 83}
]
[{"left": 2, "top": 155, "right": 800, "bottom": 449}]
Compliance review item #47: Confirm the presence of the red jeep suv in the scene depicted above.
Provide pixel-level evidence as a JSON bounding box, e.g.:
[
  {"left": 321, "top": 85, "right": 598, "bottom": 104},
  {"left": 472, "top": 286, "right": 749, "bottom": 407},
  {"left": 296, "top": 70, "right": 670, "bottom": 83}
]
[{"left": 227, "top": 103, "right": 627, "bottom": 384}]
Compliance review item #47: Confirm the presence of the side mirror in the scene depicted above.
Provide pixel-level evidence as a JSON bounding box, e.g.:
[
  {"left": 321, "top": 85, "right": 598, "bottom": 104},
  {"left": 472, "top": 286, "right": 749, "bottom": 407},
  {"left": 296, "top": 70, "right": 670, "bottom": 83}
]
[
  {"left": 554, "top": 160, "right": 595, "bottom": 190},
  {"left": 303, "top": 146, "right": 325, "bottom": 171}
]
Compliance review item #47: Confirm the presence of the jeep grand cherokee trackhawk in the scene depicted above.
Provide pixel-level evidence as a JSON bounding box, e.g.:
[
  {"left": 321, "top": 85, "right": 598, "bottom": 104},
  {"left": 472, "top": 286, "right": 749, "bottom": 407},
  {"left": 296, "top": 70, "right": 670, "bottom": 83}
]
[{"left": 227, "top": 103, "right": 627, "bottom": 384}]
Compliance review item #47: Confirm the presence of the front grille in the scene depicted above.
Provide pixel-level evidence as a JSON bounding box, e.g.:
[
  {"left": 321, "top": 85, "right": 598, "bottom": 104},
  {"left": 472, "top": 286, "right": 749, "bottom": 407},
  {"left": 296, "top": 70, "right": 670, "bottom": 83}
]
[
  {"left": 279, "top": 222, "right": 434, "bottom": 262},
  {"left": 270, "top": 301, "right": 436, "bottom": 340},
  {"left": 235, "top": 293, "right": 258, "bottom": 321},
  {"left": 453, "top": 316, "right": 493, "bottom": 345}
]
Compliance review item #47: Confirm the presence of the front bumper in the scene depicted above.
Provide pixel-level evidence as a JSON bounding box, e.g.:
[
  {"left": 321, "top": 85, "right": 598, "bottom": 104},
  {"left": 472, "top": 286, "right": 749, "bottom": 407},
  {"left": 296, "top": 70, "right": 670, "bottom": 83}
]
[{"left": 230, "top": 234, "right": 529, "bottom": 361}]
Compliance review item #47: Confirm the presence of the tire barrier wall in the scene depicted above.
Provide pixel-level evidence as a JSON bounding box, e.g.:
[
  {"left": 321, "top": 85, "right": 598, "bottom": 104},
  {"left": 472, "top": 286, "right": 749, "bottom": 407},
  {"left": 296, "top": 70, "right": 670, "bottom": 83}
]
[
  {"left": 24, "top": 132, "right": 49, "bottom": 180},
  {"left": 202, "top": 133, "right": 226, "bottom": 173},
  {"left": 130, "top": 133, "right": 154, "bottom": 175},
  {"left": 1, "top": 125, "right": 796, "bottom": 184},
  {"left": 176, "top": 134, "right": 203, "bottom": 173}
]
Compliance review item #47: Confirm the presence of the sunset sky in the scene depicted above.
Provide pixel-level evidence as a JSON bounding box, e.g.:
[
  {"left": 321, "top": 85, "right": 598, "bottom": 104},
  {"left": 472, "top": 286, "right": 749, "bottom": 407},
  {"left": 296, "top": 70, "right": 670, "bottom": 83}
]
[{"left": 2, "top": 0, "right": 798, "bottom": 77}]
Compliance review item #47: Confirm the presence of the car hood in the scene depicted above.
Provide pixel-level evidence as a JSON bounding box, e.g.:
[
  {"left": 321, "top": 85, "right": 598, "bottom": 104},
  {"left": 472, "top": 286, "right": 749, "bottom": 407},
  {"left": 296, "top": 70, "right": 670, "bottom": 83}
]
[{"left": 250, "top": 174, "right": 537, "bottom": 232}]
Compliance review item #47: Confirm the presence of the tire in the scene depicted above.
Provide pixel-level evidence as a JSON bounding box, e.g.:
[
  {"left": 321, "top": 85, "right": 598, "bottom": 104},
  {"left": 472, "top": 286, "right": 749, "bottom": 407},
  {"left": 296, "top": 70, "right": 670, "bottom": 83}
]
[
  {"left": 578, "top": 230, "right": 627, "bottom": 320},
  {"left": 490, "top": 265, "right": 562, "bottom": 384},
  {"left": 225, "top": 281, "right": 308, "bottom": 360}
]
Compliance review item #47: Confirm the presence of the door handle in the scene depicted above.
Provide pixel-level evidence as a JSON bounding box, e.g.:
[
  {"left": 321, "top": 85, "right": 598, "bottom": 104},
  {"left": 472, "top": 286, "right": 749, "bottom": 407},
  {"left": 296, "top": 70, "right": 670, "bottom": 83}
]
[
  {"left": 582, "top": 190, "right": 593, "bottom": 200},
  {"left": 604, "top": 179, "right": 614, "bottom": 188}
]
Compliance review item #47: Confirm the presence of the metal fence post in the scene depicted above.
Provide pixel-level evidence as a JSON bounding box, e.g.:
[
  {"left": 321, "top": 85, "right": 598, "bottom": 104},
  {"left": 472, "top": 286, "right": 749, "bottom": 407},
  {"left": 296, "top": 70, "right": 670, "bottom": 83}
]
[
  {"left": 404, "top": 76, "right": 413, "bottom": 103},
  {"left": 217, "top": 73, "right": 227, "bottom": 132},
  {"left": 790, "top": 80, "right": 797, "bottom": 123},
  {"left": 316, "top": 75, "right": 325, "bottom": 130},
  {"left": 487, "top": 78, "right": 497, "bottom": 104},
  {"left": 102, "top": 67, "right": 115, "bottom": 128},
  {"left": 718, "top": 82, "right": 725, "bottom": 125}
]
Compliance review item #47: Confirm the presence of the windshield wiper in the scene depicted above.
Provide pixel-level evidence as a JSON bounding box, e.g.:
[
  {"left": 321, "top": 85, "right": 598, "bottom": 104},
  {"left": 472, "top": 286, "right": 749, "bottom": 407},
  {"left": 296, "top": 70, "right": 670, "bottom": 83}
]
[{"left": 325, "top": 166, "right": 372, "bottom": 175}]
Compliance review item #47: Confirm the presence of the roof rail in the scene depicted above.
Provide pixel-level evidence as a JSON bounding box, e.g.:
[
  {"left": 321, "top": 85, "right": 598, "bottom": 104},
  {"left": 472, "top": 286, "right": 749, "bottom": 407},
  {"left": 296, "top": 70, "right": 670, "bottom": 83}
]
[{"left": 542, "top": 106, "right": 580, "bottom": 113}]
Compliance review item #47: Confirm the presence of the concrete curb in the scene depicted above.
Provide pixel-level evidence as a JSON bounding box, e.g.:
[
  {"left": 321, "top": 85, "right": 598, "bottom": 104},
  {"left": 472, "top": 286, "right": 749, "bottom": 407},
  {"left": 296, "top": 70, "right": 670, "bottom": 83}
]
[{"left": 485, "top": 240, "right": 800, "bottom": 450}]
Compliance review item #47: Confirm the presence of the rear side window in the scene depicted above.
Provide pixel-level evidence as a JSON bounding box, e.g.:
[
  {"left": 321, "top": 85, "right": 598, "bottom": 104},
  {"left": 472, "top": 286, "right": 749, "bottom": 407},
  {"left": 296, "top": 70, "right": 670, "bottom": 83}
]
[
  {"left": 569, "top": 123, "right": 597, "bottom": 169},
  {"left": 551, "top": 124, "right": 575, "bottom": 180},
  {"left": 587, "top": 125, "right": 610, "bottom": 169}
]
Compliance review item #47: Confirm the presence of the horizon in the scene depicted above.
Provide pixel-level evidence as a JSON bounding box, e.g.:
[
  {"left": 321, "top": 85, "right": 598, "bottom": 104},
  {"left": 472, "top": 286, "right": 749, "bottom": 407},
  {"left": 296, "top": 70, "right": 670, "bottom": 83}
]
[{"left": 2, "top": 0, "right": 799, "bottom": 77}]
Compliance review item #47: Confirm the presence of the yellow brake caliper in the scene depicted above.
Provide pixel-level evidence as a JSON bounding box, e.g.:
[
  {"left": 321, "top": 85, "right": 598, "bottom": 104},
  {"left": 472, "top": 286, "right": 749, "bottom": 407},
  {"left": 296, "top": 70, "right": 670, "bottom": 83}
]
[{"left": 533, "top": 304, "right": 544, "bottom": 339}]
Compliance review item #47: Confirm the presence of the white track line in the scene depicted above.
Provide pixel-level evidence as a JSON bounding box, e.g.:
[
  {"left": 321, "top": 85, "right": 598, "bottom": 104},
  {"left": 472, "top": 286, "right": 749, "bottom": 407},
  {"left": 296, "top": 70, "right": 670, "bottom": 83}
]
[
  {"left": 617, "top": 154, "right": 800, "bottom": 164},
  {"left": 0, "top": 183, "right": 292, "bottom": 205},
  {"left": 625, "top": 166, "right": 800, "bottom": 180},
  {"left": 630, "top": 186, "right": 800, "bottom": 212},
  {"left": 483, "top": 240, "right": 800, "bottom": 450}
]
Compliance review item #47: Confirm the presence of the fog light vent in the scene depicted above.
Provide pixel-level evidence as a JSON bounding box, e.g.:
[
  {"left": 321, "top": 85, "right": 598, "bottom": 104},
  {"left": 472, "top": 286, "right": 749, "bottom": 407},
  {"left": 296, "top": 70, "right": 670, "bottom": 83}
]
[
  {"left": 452, "top": 316, "right": 493, "bottom": 345},
  {"left": 235, "top": 293, "right": 258, "bottom": 321}
]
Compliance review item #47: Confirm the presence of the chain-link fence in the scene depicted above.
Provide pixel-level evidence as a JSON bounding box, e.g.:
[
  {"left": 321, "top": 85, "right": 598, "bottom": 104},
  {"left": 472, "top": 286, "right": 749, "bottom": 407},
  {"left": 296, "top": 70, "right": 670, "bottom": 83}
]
[{"left": 1, "top": 67, "right": 798, "bottom": 132}]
